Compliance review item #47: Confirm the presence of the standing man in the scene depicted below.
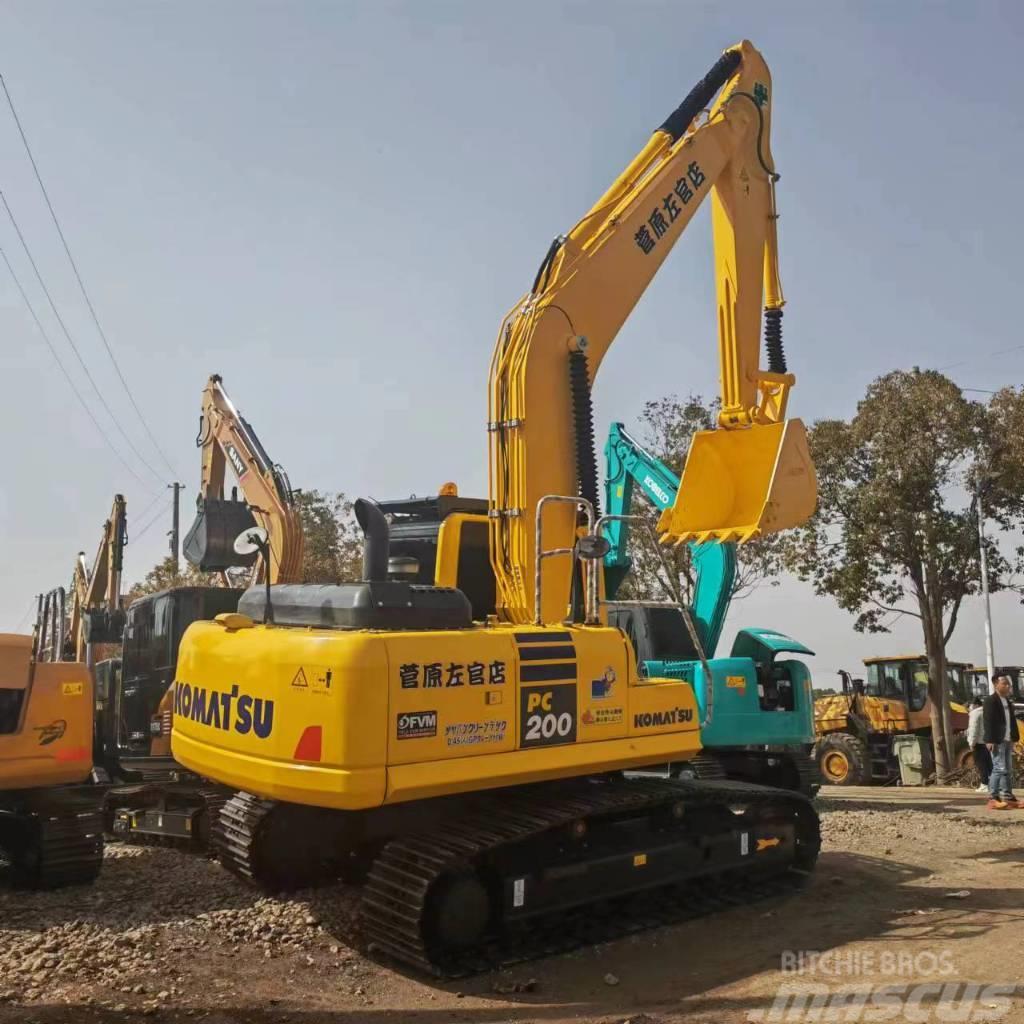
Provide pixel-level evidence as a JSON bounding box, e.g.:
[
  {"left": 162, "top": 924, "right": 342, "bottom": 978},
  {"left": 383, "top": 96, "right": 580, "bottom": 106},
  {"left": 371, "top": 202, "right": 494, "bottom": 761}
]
[
  {"left": 984, "top": 675, "right": 1019, "bottom": 809},
  {"left": 968, "top": 696, "right": 991, "bottom": 792}
]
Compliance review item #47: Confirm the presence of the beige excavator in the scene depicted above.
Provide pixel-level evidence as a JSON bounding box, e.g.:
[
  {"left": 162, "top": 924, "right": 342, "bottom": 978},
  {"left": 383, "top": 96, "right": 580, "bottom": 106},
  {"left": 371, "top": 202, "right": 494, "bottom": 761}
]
[
  {"left": 183, "top": 373, "right": 304, "bottom": 585},
  {"left": 94, "top": 373, "right": 305, "bottom": 844},
  {"left": 67, "top": 494, "right": 127, "bottom": 665}
]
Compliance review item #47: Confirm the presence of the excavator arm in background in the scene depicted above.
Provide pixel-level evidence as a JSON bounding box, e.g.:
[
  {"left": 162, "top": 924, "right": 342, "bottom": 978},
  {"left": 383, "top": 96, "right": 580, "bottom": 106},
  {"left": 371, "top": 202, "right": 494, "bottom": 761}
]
[
  {"left": 603, "top": 421, "right": 735, "bottom": 656},
  {"left": 183, "top": 374, "right": 304, "bottom": 585},
  {"left": 488, "top": 40, "right": 817, "bottom": 625},
  {"left": 68, "top": 494, "right": 127, "bottom": 662}
]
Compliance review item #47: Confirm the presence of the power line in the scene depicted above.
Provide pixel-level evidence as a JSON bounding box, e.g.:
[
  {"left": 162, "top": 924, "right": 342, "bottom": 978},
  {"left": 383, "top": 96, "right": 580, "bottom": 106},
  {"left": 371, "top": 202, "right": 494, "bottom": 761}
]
[
  {"left": 935, "top": 344, "right": 1024, "bottom": 374},
  {"left": 0, "top": 73, "right": 182, "bottom": 481},
  {"left": 0, "top": 246, "right": 157, "bottom": 494},
  {"left": 133, "top": 499, "right": 173, "bottom": 543},
  {"left": 14, "top": 596, "right": 36, "bottom": 632},
  {"left": 0, "top": 190, "right": 167, "bottom": 486},
  {"left": 131, "top": 489, "right": 167, "bottom": 529}
]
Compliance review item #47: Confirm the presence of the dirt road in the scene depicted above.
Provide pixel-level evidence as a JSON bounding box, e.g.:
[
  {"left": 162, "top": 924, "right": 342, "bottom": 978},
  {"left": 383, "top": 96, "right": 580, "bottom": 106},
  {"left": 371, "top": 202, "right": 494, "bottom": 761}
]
[{"left": 2, "top": 786, "right": 1024, "bottom": 1024}]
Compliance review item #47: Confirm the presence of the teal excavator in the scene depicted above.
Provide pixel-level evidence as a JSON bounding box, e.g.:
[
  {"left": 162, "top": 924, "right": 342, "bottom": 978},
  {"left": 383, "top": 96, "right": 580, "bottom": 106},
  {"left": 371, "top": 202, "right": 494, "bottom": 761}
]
[{"left": 604, "top": 421, "right": 818, "bottom": 794}]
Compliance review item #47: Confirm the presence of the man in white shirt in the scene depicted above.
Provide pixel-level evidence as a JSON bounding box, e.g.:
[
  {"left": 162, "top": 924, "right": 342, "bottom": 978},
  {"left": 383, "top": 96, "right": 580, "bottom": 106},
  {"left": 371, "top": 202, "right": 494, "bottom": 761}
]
[{"left": 967, "top": 697, "right": 990, "bottom": 792}]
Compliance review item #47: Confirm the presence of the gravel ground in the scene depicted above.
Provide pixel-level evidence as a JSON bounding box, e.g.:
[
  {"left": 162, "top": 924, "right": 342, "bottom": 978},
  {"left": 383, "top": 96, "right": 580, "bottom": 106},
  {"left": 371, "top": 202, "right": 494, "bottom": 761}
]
[{"left": 2, "top": 787, "right": 1024, "bottom": 1023}]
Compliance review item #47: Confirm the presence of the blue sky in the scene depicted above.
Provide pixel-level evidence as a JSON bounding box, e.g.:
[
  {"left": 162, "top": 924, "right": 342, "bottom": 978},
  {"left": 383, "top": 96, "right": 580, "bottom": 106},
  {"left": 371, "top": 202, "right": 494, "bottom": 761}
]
[{"left": 1, "top": 1, "right": 1022, "bottom": 678}]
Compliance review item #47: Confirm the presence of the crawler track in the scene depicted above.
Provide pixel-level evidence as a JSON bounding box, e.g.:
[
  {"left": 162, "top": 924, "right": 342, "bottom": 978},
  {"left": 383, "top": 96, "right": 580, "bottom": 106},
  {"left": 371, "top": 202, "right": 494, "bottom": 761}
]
[
  {"left": 216, "top": 777, "right": 819, "bottom": 976},
  {"left": 0, "top": 792, "right": 104, "bottom": 889}
]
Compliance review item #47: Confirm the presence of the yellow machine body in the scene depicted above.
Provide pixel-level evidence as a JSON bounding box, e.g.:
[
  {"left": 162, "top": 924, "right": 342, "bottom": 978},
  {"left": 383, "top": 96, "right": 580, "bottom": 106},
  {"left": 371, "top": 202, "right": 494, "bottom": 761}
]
[
  {"left": 0, "top": 633, "right": 94, "bottom": 791},
  {"left": 172, "top": 618, "right": 701, "bottom": 810}
]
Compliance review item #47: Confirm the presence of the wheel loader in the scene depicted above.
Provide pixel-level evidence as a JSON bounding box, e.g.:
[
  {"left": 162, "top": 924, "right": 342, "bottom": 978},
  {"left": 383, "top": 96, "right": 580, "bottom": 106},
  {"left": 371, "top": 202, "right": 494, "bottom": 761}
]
[
  {"left": 0, "top": 630, "right": 103, "bottom": 888},
  {"left": 814, "top": 655, "right": 972, "bottom": 785}
]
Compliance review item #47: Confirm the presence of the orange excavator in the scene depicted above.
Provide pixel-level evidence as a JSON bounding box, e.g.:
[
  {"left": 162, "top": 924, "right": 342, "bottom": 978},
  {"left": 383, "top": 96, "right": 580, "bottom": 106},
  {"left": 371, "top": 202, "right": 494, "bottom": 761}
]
[{"left": 0, "top": 613, "right": 103, "bottom": 888}]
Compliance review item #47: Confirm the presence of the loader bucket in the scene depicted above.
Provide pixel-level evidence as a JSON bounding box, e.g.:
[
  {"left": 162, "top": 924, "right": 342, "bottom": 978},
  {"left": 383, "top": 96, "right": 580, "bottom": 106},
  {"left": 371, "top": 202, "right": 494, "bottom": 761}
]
[
  {"left": 657, "top": 419, "right": 817, "bottom": 544},
  {"left": 183, "top": 498, "right": 258, "bottom": 572}
]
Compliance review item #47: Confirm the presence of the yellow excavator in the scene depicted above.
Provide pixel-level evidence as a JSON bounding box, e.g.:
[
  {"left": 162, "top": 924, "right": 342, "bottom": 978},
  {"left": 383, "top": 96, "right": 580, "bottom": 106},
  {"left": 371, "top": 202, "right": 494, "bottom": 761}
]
[
  {"left": 173, "top": 40, "right": 819, "bottom": 973},
  {"left": 0, "top": 620, "right": 103, "bottom": 888}
]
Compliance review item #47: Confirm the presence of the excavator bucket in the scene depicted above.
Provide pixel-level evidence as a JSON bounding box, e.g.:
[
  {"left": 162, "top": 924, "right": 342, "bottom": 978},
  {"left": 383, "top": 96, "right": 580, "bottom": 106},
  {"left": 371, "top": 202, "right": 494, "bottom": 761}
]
[
  {"left": 657, "top": 419, "right": 817, "bottom": 544},
  {"left": 183, "top": 498, "right": 258, "bottom": 572}
]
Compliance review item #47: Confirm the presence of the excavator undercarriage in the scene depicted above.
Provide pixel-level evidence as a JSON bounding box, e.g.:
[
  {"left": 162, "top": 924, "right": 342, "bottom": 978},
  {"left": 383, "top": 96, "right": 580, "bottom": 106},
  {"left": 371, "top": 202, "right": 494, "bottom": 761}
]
[{"left": 217, "top": 775, "right": 818, "bottom": 975}]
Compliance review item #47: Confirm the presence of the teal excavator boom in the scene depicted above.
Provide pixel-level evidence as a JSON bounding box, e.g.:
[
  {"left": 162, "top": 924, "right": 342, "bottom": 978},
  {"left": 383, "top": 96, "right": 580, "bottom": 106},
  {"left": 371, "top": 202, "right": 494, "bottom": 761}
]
[
  {"left": 602, "top": 420, "right": 819, "bottom": 795},
  {"left": 604, "top": 421, "right": 736, "bottom": 656}
]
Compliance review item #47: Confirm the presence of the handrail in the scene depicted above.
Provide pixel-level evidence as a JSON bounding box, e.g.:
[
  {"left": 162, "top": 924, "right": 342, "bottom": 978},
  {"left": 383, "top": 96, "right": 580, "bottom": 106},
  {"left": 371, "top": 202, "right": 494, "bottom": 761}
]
[
  {"left": 534, "top": 495, "right": 596, "bottom": 626},
  {"left": 593, "top": 513, "right": 714, "bottom": 729}
]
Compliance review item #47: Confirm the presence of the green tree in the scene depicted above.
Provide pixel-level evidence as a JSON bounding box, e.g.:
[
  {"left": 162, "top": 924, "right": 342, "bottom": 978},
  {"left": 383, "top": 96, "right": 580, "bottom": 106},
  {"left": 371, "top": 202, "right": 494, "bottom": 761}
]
[
  {"left": 783, "top": 369, "right": 1023, "bottom": 777},
  {"left": 124, "top": 557, "right": 222, "bottom": 605},
  {"left": 294, "top": 490, "right": 363, "bottom": 584},
  {"left": 616, "top": 393, "right": 784, "bottom": 606}
]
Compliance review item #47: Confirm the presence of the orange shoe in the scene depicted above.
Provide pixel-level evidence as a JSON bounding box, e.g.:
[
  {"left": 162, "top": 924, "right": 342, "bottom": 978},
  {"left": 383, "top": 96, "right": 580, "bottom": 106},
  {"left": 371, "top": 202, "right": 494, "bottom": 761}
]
[{"left": 988, "top": 799, "right": 1011, "bottom": 810}]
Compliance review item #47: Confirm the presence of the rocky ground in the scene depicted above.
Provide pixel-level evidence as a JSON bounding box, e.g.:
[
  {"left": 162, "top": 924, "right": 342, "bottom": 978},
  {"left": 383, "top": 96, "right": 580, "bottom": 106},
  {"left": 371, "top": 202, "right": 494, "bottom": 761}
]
[{"left": 3, "top": 786, "right": 1024, "bottom": 1023}]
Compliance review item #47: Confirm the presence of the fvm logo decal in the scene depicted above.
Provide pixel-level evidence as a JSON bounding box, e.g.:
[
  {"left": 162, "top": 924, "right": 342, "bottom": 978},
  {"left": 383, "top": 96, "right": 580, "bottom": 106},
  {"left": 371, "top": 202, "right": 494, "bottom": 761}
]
[
  {"left": 520, "top": 684, "right": 577, "bottom": 748},
  {"left": 225, "top": 442, "right": 247, "bottom": 478},
  {"left": 396, "top": 710, "right": 437, "bottom": 740}
]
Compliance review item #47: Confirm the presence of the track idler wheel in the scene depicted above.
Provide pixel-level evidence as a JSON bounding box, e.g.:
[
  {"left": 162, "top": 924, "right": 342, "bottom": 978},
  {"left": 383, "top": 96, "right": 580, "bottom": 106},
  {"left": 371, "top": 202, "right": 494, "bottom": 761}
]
[{"left": 425, "top": 871, "right": 491, "bottom": 952}]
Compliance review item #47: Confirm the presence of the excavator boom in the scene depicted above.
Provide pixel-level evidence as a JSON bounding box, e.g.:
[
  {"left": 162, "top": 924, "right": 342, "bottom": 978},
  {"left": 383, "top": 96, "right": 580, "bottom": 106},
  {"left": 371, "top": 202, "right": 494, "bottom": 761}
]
[
  {"left": 488, "top": 40, "right": 817, "bottom": 625},
  {"left": 603, "top": 421, "right": 736, "bottom": 656},
  {"left": 68, "top": 494, "right": 127, "bottom": 662},
  {"left": 183, "top": 374, "right": 304, "bottom": 585}
]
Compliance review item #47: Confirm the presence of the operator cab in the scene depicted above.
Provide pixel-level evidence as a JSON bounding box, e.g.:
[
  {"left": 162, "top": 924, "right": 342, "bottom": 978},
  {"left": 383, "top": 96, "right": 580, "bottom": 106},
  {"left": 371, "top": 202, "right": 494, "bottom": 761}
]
[
  {"left": 98, "top": 586, "right": 243, "bottom": 773},
  {"left": 378, "top": 492, "right": 494, "bottom": 621},
  {"left": 0, "top": 634, "right": 35, "bottom": 736},
  {"left": 860, "top": 656, "right": 972, "bottom": 721}
]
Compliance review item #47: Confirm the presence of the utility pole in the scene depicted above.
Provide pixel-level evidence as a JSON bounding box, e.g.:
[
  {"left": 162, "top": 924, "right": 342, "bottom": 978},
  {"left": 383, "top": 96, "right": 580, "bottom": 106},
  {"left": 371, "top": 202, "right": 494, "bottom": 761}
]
[
  {"left": 977, "top": 488, "right": 996, "bottom": 692},
  {"left": 168, "top": 483, "right": 183, "bottom": 573}
]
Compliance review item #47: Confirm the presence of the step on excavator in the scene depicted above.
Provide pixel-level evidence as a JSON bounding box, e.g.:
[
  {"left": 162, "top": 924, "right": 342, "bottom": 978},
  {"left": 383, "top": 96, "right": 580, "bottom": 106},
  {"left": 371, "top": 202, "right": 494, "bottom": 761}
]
[
  {"left": 172, "top": 40, "right": 820, "bottom": 974},
  {"left": 0, "top": 615, "right": 103, "bottom": 888},
  {"left": 603, "top": 422, "right": 817, "bottom": 793}
]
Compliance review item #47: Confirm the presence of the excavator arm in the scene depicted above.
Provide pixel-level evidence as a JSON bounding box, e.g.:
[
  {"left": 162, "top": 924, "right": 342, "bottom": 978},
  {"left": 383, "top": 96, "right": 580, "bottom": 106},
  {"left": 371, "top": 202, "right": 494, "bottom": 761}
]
[
  {"left": 603, "top": 421, "right": 735, "bottom": 656},
  {"left": 70, "top": 494, "right": 127, "bottom": 661},
  {"left": 183, "top": 375, "right": 304, "bottom": 585},
  {"left": 488, "top": 40, "right": 816, "bottom": 625}
]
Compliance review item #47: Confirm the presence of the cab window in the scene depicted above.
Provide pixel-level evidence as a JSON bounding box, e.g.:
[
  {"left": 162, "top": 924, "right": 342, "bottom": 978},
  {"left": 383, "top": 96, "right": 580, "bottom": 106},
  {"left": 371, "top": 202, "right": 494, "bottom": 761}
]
[
  {"left": 866, "top": 663, "right": 904, "bottom": 700},
  {"left": 909, "top": 668, "right": 929, "bottom": 711}
]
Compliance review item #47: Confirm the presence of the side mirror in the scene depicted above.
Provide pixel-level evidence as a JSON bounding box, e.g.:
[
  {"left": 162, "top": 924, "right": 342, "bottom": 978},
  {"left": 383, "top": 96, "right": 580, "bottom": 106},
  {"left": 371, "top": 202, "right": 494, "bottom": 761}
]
[{"left": 576, "top": 535, "right": 611, "bottom": 561}]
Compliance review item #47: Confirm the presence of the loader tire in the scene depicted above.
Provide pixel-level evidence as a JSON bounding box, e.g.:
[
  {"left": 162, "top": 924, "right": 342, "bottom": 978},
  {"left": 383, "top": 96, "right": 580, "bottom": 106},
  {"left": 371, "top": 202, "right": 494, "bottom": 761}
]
[
  {"left": 816, "top": 734, "right": 870, "bottom": 787},
  {"left": 951, "top": 733, "right": 973, "bottom": 772}
]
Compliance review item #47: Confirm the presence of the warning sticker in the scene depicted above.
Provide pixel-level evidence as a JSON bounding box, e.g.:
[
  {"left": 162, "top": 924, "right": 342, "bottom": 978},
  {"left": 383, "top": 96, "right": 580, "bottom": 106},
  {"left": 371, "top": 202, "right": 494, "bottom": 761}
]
[
  {"left": 61, "top": 682, "right": 84, "bottom": 697},
  {"left": 290, "top": 667, "right": 333, "bottom": 694}
]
